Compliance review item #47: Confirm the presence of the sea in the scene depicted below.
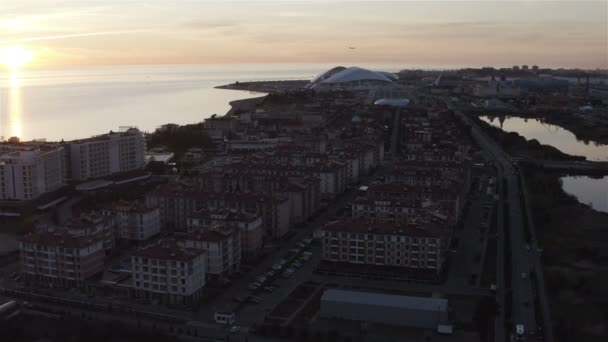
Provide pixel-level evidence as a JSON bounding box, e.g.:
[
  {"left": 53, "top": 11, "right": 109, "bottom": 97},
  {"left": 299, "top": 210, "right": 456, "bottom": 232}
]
[{"left": 0, "top": 63, "right": 407, "bottom": 142}]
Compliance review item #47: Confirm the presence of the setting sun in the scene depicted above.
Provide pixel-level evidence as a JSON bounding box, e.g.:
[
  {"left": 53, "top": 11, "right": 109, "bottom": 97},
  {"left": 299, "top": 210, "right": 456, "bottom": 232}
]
[{"left": 0, "top": 45, "right": 34, "bottom": 69}]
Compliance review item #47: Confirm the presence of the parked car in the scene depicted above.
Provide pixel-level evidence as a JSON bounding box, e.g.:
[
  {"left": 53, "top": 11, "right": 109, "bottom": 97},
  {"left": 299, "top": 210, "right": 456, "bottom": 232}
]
[
  {"left": 230, "top": 326, "right": 240, "bottom": 334},
  {"left": 247, "top": 297, "right": 261, "bottom": 304},
  {"left": 265, "top": 270, "right": 275, "bottom": 277},
  {"left": 255, "top": 276, "right": 267, "bottom": 283},
  {"left": 233, "top": 296, "right": 244, "bottom": 303},
  {"left": 263, "top": 286, "right": 275, "bottom": 292}
]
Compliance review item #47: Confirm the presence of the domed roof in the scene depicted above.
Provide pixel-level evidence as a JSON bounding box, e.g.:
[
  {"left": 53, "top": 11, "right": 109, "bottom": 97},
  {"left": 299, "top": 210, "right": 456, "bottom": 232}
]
[
  {"left": 310, "top": 66, "right": 346, "bottom": 84},
  {"left": 376, "top": 71, "right": 399, "bottom": 81},
  {"left": 322, "top": 67, "right": 394, "bottom": 84},
  {"left": 374, "top": 98, "right": 410, "bottom": 107}
]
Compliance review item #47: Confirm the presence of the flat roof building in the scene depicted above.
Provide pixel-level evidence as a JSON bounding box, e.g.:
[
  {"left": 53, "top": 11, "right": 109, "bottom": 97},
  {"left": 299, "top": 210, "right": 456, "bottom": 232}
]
[{"left": 320, "top": 289, "right": 448, "bottom": 328}]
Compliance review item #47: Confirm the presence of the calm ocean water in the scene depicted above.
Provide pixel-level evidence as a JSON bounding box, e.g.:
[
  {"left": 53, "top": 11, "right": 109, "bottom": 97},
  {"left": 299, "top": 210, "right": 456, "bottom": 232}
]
[{"left": 0, "top": 63, "right": 406, "bottom": 141}]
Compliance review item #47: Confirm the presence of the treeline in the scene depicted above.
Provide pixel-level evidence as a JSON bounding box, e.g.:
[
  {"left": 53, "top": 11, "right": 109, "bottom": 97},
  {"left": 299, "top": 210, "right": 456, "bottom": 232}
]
[{"left": 146, "top": 123, "right": 213, "bottom": 157}]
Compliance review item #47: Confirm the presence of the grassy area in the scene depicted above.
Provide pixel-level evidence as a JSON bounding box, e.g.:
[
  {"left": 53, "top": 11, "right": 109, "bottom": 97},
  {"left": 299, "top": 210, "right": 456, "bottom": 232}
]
[{"left": 525, "top": 167, "right": 608, "bottom": 342}]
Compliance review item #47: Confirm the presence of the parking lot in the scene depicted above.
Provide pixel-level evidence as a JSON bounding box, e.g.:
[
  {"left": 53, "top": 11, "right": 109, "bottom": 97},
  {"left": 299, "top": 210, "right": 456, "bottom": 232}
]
[{"left": 196, "top": 235, "right": 322, "bottom": 328}]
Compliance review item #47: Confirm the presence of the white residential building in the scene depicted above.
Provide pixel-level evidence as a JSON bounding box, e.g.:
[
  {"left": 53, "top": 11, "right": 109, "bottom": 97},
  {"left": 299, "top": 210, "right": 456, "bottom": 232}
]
[
  {"left": 179, "top": 225, "right": 241, "bottom": 280},
  {"left": 68, "top": 127, "right": 145, "bottom": 180},
  {"left": 19, "top": 230, "right": 105, "bottom": 288},
  {"left": 103, "top": 200, "right": 161, "bottom": 241},
  {"left": 130, "top": 239, "right": 206, "bottom": 305},
  {"left": 321, "top": 219, "right": 449, "bottom": 274},
  {"left": 0, "top": 145, "right": 66, "bottom": 200},
  {"left": 187, "top": 208, "right": 264, "bottom": 260}
]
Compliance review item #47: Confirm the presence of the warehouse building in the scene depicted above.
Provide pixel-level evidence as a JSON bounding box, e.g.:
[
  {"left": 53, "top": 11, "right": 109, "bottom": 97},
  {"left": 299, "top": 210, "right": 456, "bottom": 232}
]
[{"left": 320, "top": 289, "right": 448, "bottom": 328}]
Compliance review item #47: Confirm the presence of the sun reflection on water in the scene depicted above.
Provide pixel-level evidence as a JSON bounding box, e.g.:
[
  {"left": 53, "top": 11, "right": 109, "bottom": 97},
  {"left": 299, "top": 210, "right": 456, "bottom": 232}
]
[{"left": 1, "top": 68, "right": 23, "bottom": 140}]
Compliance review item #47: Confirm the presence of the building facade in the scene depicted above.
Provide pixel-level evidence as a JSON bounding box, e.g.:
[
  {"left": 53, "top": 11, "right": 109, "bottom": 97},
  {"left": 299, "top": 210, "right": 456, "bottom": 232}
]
[
  {"left": 130, "top": 239, "right": 206, "bottom": 305},
  {"left": 187, "top": 208, "right": 264, "bottom": 260},
  {"left": 68, "top": 127, "right": 145, "bottom": 180},
  {"left": 0, "top": 145, "right": 66, "bottom": 200},
  {"left": 179, "top": 226, "right": 241, "bottom": 280},
  {"left": 321, "top": 219, "right": 449, "bottom": 273},
  {"left": 19, "top": 230, "right": 105, "bottom": 287},
  {"left": 103, "top": 200, "right": 161, "bottom": 241}
]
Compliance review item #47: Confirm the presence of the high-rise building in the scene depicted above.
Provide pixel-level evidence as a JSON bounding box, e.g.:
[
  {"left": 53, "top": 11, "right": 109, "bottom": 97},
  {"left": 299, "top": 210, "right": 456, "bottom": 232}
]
[
  {"left": 68, "top": 128, "right": 145, "bottom": 180},
  {"left": 0, "top": 145, "right": 66, "bottom": 200}
]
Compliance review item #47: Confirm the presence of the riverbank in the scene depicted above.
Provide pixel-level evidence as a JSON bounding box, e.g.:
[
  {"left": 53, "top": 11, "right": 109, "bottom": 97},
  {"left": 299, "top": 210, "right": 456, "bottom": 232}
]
[
  {"left": 482, "top": 111, "right": 608, "bottom": 145},
  {"left": 524, "top": 167, "right": 608, "bottom": 342},
  {"left": 472, "top": 115, "right": 586, "bottom": 161}
]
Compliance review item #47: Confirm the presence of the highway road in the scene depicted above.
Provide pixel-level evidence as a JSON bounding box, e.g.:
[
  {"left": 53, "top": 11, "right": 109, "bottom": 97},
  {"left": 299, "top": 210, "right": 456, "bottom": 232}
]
[{"left": 447, "top": 99, "right": 553, "bottom": 342}]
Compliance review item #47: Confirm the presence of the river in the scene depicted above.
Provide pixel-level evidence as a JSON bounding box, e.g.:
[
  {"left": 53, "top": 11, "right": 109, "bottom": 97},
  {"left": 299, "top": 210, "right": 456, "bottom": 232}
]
[
  {"left": 480, "top": 115, "right": 608, "bottom": 161},
  {"left": 561, "top": 176, "right": 608, "bottom": 213}
]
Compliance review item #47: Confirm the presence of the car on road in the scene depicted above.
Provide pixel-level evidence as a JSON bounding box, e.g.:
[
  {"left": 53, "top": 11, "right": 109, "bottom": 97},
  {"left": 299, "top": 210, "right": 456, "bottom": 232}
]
[
  {"left": 230, "top": 325, "right": 240, "bottom": 334},
  {"left": 255, "top": 276, "right": 267, "bottom": 283},
  {"left": 247, "top": 296, "right": 261, "bottom": 304},
  {"left": 521, "top": 272, "right": 527, "bottom": 279},
  {"left": 263, "top": 286, "right": 275, "bottom": 292}
]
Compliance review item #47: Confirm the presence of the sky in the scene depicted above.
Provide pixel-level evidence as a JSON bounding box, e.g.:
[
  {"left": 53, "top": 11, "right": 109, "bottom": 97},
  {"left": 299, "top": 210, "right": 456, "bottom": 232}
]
[{"left": 0, "top": 0, "right": 606, "bottom": 69}]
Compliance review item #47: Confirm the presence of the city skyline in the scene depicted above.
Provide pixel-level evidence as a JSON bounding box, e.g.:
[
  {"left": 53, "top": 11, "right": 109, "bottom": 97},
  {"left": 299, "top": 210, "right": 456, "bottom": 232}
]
[{"left": 0, "top": 0, "right": 606, "bottom": 69}]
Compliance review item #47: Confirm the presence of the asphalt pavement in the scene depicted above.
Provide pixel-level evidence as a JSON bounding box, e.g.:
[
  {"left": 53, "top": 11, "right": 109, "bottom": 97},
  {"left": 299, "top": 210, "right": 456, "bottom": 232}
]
[{"left": 447, "top": 99, "right": 551, "bottom": 342}]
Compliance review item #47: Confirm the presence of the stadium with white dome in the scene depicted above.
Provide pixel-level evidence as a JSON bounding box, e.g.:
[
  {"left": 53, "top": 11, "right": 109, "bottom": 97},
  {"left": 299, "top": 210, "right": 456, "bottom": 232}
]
[{"left": 305, "top": 66, "right": 399, "bottom": 91}]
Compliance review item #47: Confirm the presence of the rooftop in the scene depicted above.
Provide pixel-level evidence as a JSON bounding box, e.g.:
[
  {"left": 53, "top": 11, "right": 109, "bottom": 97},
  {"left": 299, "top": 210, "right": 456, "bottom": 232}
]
[
  {"left": 322, "top": 289, "right": 448, "bottom": 312},
  {"left": 131, "top": 239, "right": 205, "bottom": 261}
]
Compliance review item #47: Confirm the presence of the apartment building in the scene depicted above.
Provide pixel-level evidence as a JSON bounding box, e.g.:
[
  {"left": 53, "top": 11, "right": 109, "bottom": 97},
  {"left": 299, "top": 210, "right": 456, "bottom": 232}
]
[
  {"left": 61, "top": 212, "right": 116, "bottom": 255},
  {"left": 352, "top": 197, "right": 424, "bottom": 225},
  {"left": 187, "top": 208, "right": 263, "bottom": 260},
  {"left": 130, "top": 239, "right": 206, "bottom": 305},
  {"left": 320, "top": 219, "right": 450, "bottom": 274},
  {"left": 19, "top": 230, "right": 105, "bottom": 287},
  {"left": 0, "top": 145, "right": 66, "bottom": 200},
  {"left": 146, "top": 183, "right": 291, "bottom": 238},
  {"left": 103, "top": 200, "right": 161, "bottom": 242},
  {"left": 68, "top": 127, "right": 145, "bottom": 180},
  {"left": 179, "top": 225, "right": 241, "bottom": 281}
]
